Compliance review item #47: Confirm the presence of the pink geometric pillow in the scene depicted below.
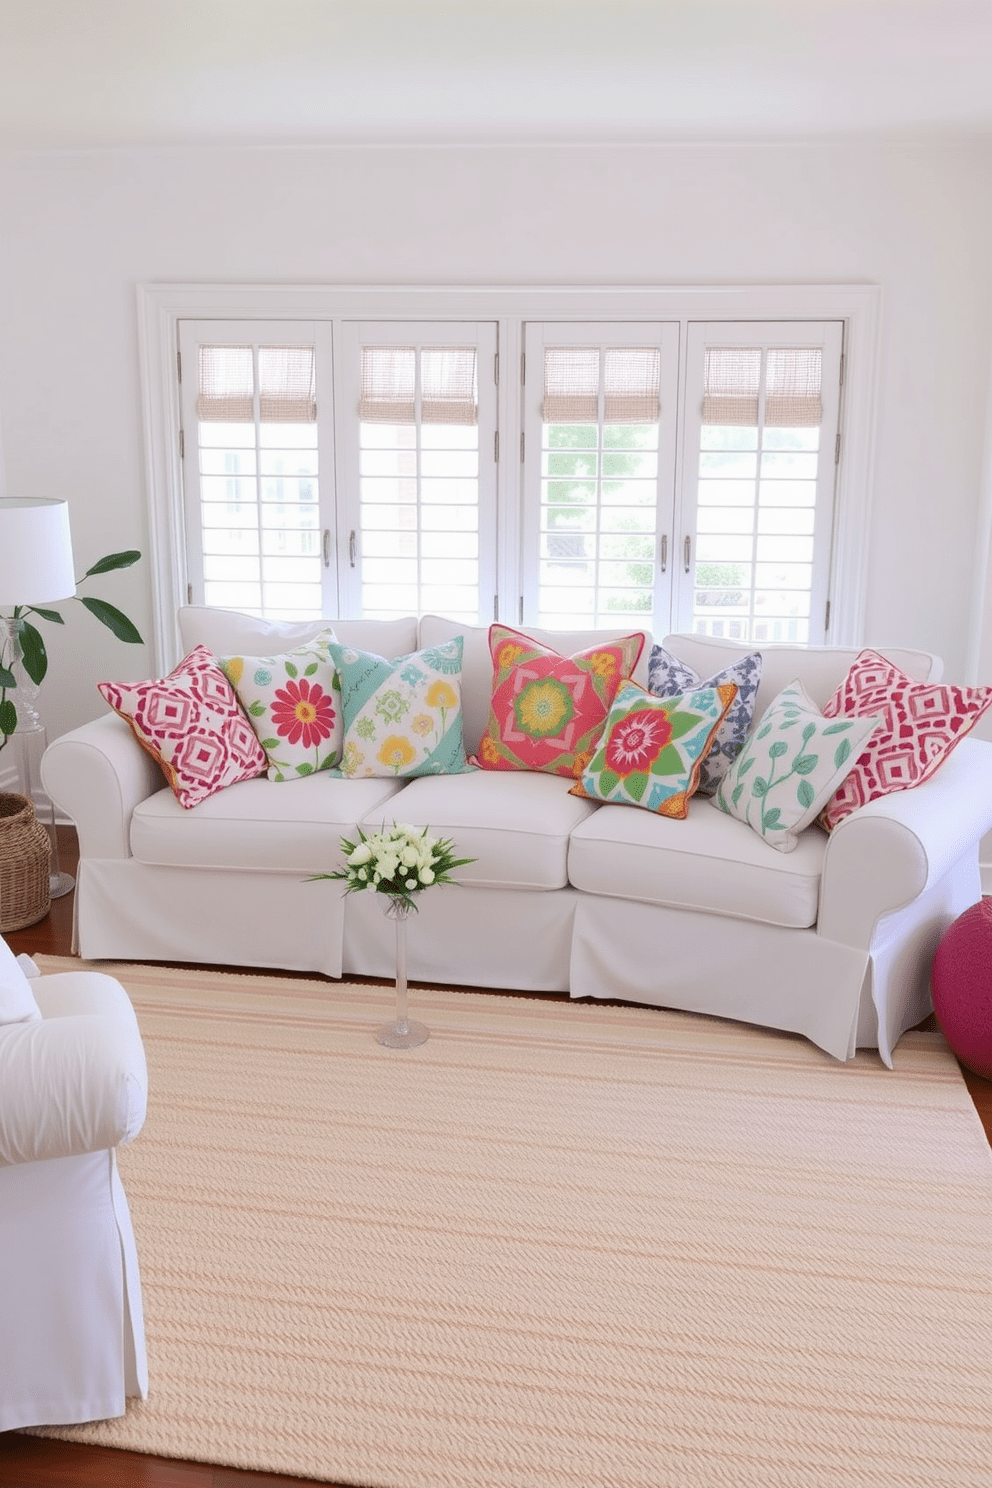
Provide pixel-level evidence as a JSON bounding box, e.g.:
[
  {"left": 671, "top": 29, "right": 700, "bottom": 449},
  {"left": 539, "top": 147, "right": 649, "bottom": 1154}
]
[
  {"left": 99, "top": 646, "right": 267, "bottom": 809},
  {"left": 819, "top": 649, "right": 992, "bottom": 830}
]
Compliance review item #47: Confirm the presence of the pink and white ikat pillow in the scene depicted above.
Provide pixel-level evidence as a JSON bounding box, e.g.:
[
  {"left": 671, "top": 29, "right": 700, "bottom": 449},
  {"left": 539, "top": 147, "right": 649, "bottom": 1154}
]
[
  {"left": 818, "top": 649, "right": 992, "bottom": 830},
  {"left": 99, "top": 645, "right": 267, "bottom": 809}
]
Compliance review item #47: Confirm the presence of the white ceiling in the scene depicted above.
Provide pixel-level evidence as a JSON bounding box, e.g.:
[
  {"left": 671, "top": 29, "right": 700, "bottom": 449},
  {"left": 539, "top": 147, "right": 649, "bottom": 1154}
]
[{"left": 0, "top": 0, "right": 989, "bottom": 150}]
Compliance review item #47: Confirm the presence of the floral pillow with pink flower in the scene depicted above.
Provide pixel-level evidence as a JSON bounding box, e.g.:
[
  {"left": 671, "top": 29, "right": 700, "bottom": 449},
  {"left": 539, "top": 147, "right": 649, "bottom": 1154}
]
[
  {"left": 218, "top": 629, "right": 343, "bottom": 781},
  {"left": 569, "top": 678, "right": 737, "bottom": 818}
]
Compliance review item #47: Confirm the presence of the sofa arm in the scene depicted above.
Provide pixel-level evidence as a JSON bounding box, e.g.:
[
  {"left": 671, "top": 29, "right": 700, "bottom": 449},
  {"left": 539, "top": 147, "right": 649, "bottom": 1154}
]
[
  {"left": 42, "top": 713, "right": 164, "bottom": 861},
  {"left": 0, "top": 971, "right": 147, "bottom": 1166},
  {"left": 818, "top": 737, "right": 992, "bottom": 949}
]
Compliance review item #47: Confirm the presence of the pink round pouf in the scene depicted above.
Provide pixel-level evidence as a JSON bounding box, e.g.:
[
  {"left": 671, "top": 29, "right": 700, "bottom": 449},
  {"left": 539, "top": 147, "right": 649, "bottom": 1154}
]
[{"left": 932, "top": 898, "right": 992, "bottom": 1080}]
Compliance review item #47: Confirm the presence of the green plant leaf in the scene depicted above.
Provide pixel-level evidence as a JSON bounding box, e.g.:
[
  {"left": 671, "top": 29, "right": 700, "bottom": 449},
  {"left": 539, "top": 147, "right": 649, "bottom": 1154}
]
[
  {"left": 834, "top": 737, "right": 851, "bottom": 768},
  {"left": 768, "top": 739, "right": 788, "bottom": 758},
  {"left": 793, "top": 753, "right": 819, "bottom": 775},
  {"left": 28, "top": 606, "right": 65, "bottom": 624},
  {"left": 81, "top": 549, "right": 141, "bottom": 578},
  {"left": 248, "top": 700, "right": 266, "bottom": 717},
  {"left": 762, "top": 806, "right": 782, "bottom": 829},
  {"left": 19, "top": 621, "right": 48, "bottom": 685},
  {"left": 823, "top": 721, "right": 852, "bottom": 735},
  {"left": 295, "top": 762, "right": 314, "bottom": 776},
  {"left": 0, "top": 699, "right": 17, "bottom": 736},
  {"left": 305, "top": 662, "right": 318, "bottom": 675},
  {"left": 756, "top": 723, "right": 772, "bottom": 739},
  {"left": 285, "top": 661, "right": 298, "bottom": 678},
  {"left": 78, "top": 597, "right": 143, "bottom": 644},
  {"left": 599, "top": 768, "right": 620, "bottom": 796},
  {"left": 260, "top": 738, "right": 280, "bottom": 750},
  {"left": 752, "top": 776, "right": 768, "bottom": 796},
  {"left": 0, "top": 664, "right": 15, "bottom": 689},
  {"left": 737, "top": 756, "right": 755, "bottom": 776},
  {"left": 626, "top": 770, "right": 649, "bottom": 802},
  {"left": 731, "top": 782, "right": 744, "bottom": 805},
  {"left": 797, "top": 778, "right": 815, "bottom": 809}
]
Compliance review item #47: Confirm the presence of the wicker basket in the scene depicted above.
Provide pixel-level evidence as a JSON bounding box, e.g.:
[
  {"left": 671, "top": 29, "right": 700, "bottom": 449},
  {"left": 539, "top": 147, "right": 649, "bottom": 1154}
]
[{"left": 0, "top": 791, "right": 51, "bottom": 932}]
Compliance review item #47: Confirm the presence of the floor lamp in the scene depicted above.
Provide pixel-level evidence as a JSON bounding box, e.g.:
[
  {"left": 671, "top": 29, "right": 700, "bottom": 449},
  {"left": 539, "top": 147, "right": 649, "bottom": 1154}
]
[{"left": 0, "top": 498, "right": 78, "bottom": 897}]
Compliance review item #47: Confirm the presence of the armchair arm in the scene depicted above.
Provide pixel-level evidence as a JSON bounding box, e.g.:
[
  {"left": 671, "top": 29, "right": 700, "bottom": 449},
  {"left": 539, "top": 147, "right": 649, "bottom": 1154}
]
[
  {"left": 42, "top": 712, "right": 164, "bottom": 861},
  {"left": 818, "top": 737, "right": 992, "bottom": 949},
  {"left": 0, "top": 971, "right": 147, "bottom": 1165}
]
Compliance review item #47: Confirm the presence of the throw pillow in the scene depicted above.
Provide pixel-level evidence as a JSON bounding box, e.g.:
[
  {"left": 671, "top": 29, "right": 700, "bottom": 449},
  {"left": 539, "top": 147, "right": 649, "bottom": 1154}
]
[
  {"left": 329, "top": 636, "right": 473, "bottom": 778},
  {"left": 0, "top": 933, "right": 41, "bottom": 1024},
  {"left": 819, "top": 650, "right": 992, "bottom": 830},
  {"left": 476, "top": 624, "right": 646, "bottom": 777},
  {"left": 219, "top": 629, "right": 342, "bottom": 782},
  {"left": 647, "top": 644, "right": 762, "bottom": 795},
  {"left": 570, "top": 678, "right": 738, "bottom": 818},
  {"left": 98, "top": 646, "right": 267, "bottom": 809},
  {"left": 713, "top": 680, "right": 881, "bottom": 853}
]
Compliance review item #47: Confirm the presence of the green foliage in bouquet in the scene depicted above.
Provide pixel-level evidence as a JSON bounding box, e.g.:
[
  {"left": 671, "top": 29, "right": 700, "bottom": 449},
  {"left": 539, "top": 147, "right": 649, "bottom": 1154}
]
[
  {"left": 0, "top": 549, "right": 143, "bottom": 750},
  {"left": 313, "top": 822, "right": 475, "bottom": 910}
]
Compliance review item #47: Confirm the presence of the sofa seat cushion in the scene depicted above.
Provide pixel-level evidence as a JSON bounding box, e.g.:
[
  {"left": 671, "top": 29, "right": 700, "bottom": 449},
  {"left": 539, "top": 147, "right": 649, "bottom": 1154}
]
[
  {"left": 567, "top": 796, "right": 827, "bottom": 928},
  {"left": 364, "top": 770, "right": 600, "bottom": 891},
  {"left": 130, "top": 776, "right": 407, "bottom": 873}
]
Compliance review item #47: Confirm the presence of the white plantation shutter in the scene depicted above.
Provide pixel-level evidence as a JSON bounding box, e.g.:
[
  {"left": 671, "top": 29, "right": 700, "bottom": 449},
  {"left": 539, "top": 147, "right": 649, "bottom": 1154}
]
[
  {"left": 523, "top": 324, "right": 678, "bottom": 630},
  {"left": 179, "top": 323, "right": 333, "bottom": 621},
  {"left": 341, "top": 325, "right": 497, "bottom": 623},
  {"left": 685, "top": 323, "right": 842, "bottom": 645}
]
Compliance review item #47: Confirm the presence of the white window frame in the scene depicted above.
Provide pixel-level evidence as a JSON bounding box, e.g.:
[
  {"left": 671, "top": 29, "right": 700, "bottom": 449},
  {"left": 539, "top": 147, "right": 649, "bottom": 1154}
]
[{"left": 137, "top": 282, "right": 881, "bottom": 673}]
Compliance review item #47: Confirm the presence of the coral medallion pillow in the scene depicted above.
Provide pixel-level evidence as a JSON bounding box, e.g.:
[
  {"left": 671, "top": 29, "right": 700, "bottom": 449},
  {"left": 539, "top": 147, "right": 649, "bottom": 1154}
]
[
  {"left": 819, "top": 650, "right": 992, "bottom": 830},
  {"left": 476, "top": 624, "right": 646, "bottom": 777},
  {"left": 98, "top": 646, "right": 267, "bottom": 809}
]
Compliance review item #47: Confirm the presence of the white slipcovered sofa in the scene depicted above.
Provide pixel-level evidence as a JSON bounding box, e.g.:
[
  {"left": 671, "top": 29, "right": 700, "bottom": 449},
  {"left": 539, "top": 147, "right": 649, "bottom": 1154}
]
[
  {"left": 42, "top": 607, "right": 992, "bottom": 1068},
  {"left": 0, "top": 939, "right": 147, "bottom": 1430}
]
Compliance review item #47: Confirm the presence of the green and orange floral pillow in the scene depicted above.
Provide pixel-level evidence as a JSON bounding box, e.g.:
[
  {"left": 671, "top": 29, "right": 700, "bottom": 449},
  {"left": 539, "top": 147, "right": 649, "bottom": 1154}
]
[
  {"left": 570, "top": 679, "right": 738, "bottom": 818},
  {"left": 219, "top": 629, "right": 342, "bottom": 781},
  {"left": 476, "top": 624, "right": 646, "bottom": 778},
  {"left": 328, "top": 637, "right": 473, "bottom": 778}
]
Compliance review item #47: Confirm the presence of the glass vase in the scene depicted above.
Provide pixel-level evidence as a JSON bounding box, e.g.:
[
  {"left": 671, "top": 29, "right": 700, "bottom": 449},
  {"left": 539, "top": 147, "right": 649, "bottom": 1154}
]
[
  {"left": 377, "top": 894, "right": 429, "bottom": 1049},
  {"left": 0, "top": 615, "right": 42, "bottom": 733}
]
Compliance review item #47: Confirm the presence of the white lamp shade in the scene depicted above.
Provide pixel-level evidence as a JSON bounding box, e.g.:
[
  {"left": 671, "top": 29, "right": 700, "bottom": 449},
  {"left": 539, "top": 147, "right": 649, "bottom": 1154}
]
[{"left": 0, "top": 499, "right": 77, "bottom": 606}]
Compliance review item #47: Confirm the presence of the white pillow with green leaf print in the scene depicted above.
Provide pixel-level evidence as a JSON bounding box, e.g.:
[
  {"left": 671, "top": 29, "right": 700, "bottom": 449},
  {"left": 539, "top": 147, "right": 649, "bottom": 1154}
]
[
  {"left": 712, "top": 680, "right": 881, "bottom": 853},
  {"left": 219, "top": 628, "right": 342, "bottom": 782}
]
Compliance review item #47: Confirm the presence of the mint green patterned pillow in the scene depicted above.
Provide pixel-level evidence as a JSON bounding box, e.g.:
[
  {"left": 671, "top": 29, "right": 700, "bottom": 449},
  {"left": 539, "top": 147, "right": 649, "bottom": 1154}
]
[
  {"left": 713, "top": 680, "right": 880, "bottom": 853},
  {"left": 329, "top": 637, "right": 474, "bottom": 778},
  {"left": 219, "top": 629, "right": 342, "bottom": 782}
]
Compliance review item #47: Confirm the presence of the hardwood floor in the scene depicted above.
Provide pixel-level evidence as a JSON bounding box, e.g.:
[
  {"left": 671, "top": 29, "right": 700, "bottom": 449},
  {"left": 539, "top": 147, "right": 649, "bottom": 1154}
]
[{"left": 3, "top": 828, "right": 992, "bottom": 1487}]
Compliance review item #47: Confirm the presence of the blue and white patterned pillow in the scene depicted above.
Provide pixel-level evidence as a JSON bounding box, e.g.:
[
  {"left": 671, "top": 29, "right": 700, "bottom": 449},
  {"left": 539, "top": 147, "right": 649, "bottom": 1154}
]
[{"left": 647, "top": 646, "right": 762, "bottom": 795}]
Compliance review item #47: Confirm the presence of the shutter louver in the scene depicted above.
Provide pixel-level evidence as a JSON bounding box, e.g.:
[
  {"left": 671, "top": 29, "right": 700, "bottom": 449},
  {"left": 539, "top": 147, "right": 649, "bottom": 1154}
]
[
  {"left": 543, "top": 347, "right": 661, "bottom": 424},
  {"left": 197, "top": 345, "right": 316, "bottom": 423},
  {"left": 360, "top": 346, "right": 478, "bottom": 425}
]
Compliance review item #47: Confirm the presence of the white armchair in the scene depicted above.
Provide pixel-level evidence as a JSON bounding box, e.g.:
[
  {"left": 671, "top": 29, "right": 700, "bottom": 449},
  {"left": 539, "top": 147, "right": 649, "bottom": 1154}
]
[{"left": 0, "top": 938, "right": 148, "bottom": 1431}]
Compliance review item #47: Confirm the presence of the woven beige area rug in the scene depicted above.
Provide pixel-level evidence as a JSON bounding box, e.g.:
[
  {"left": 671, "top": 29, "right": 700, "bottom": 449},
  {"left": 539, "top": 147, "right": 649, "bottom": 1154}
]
[{"left": 31, "top": 956, "right": 992, "bottom": 1487}]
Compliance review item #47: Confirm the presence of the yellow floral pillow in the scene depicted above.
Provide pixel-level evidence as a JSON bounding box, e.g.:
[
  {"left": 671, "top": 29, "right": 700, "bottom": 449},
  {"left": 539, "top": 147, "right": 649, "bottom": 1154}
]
[
  {"left": 475, "top": 624, "right": 645, "bottom": 777},
  {"left": 327, "top": 638, "right": 474, "bottom": 778}
]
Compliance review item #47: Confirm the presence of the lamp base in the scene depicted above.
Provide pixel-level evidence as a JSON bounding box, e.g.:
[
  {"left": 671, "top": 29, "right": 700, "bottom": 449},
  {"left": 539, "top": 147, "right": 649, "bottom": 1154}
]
[{"left": 50, "top": 870, "right": 74, "bottom": 899}]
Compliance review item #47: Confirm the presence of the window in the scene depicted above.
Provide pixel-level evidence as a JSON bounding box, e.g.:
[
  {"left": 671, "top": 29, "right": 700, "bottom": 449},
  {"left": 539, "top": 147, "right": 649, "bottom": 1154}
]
[
  {"left": 146, "top": 285, "right": 873, "bottom": 669},
  {"left": 680, "top": 322, "right": 843, "bottom": 644},
  {"left": 521, "top": 323, "right": 679, "bottom": 629}
]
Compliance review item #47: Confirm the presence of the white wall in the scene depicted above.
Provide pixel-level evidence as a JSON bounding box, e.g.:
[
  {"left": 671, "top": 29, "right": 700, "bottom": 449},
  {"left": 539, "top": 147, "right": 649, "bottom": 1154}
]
[{"left": 0, "top": 140, "right": 990, "bottom": 745}]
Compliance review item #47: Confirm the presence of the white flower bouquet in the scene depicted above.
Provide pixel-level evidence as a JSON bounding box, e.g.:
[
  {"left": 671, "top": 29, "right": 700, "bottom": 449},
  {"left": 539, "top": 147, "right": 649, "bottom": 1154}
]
[{"left": 316, "top": 822, "right": 475, "bottom": 910}]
